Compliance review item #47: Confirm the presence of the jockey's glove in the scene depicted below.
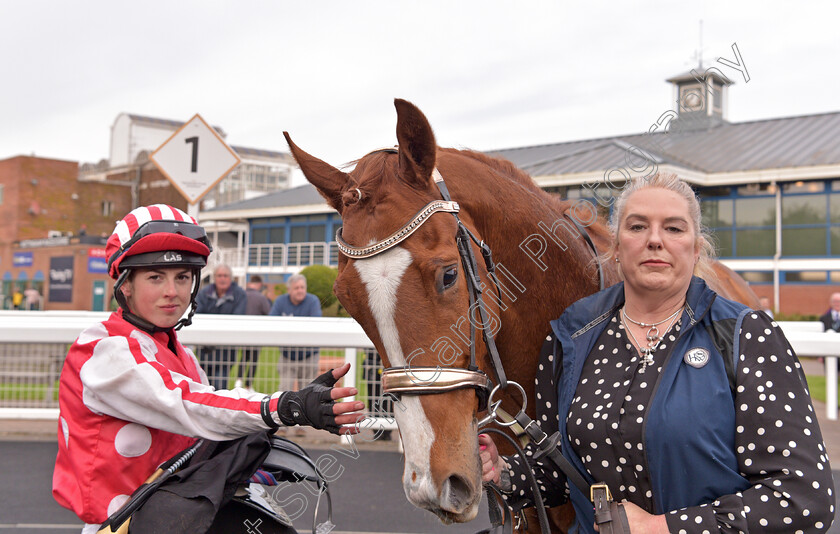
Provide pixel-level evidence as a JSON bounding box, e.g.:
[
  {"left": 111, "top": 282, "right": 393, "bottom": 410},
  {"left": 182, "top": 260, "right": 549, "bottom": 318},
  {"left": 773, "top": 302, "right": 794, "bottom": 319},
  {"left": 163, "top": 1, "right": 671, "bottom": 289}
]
[{"left": 277, "top": 368, "right": 341, "bottom": 434}]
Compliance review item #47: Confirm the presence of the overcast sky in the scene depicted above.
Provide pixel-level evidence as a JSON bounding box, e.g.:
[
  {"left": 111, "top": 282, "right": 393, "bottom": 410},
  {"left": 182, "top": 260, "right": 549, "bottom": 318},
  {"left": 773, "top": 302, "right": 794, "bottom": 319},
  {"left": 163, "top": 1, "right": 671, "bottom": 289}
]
[{"left": 1, "top": 1, "right": 838, "bottom": 183}]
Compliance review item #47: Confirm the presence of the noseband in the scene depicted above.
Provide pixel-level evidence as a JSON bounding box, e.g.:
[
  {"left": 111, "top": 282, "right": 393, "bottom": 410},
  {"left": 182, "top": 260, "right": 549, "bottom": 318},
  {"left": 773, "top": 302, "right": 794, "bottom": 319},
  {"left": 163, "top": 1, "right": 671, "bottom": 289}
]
[{"left": 337, "top": 149, "right": 513, "bottom": 414}]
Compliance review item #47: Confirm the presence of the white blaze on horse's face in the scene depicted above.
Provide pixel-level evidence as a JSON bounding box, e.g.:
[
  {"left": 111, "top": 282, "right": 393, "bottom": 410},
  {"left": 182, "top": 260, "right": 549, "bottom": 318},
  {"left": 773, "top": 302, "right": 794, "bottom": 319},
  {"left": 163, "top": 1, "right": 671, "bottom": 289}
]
[
  {"left": 353, "top": 246, "right": 474, "bottom": 519},
  {"left": 352, "top": 246, "right": 413, "bottom": 367}
]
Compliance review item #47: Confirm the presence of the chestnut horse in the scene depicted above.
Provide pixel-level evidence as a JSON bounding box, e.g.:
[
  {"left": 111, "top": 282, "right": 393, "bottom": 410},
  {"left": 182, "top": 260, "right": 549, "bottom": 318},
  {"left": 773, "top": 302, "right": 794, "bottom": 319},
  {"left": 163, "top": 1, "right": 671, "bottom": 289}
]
[{"left": 284, "top": 99, "right": 760, "bottom": 531}]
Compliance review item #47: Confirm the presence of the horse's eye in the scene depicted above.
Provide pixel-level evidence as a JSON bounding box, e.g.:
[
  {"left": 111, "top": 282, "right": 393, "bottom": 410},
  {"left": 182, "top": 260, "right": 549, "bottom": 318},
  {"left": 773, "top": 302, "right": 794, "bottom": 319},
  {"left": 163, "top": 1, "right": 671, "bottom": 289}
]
[{"left": 442, "top": 265, "right": 458, "bottom": 290}]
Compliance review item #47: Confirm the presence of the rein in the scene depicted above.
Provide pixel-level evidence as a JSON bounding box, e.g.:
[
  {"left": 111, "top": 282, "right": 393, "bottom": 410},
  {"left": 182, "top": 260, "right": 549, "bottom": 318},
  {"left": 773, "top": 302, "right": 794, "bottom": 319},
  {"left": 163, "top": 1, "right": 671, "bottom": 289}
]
[
  {"left": 338, "top": 149, "right": 609, "bottom": 533},
  {"left": 337, "top": 149, "right": 510, "bottom": 413}
]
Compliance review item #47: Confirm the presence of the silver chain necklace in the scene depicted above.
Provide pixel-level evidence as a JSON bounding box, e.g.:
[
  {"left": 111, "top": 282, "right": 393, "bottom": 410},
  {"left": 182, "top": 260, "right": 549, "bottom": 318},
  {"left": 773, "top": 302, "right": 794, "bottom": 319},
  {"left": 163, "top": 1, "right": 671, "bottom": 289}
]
[{"left": 621, "top": 306, "right": 683, "bottom": 372}]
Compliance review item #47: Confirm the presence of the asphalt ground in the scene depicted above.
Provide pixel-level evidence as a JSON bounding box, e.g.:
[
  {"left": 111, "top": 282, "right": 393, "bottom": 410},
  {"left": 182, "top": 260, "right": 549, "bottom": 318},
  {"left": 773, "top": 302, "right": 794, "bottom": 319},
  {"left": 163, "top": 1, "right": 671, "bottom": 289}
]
[
  {"left": 0, "top": 436, "right": 492, "bottom": 533},
  {"left": 2, "top": 357, "right": 839, "bottom": 532}
]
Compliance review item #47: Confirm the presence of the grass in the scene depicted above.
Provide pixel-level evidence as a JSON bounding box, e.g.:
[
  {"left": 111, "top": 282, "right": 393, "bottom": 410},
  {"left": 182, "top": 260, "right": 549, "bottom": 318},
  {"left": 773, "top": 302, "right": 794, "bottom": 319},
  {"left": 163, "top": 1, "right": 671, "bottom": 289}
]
[
  {"left": 805, "top": 374, "right": 835, "bottom": 407},
  {"left": 3, "top": 370, "right": 832, "bottom": 413},
  {"left": 0, "top": 347, "right": 370, "bottom": 404},
  {"left": 0, "top": 382, "right": 59, "bottom": 402}
]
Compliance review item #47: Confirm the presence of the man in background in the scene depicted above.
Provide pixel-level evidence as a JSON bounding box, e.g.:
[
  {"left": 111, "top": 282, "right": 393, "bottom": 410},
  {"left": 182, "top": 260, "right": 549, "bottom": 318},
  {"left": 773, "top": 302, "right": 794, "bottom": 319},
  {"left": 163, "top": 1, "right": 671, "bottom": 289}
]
[
  {"left": 196, "top": 264, "right": 247, "bottom": 389},
  {"left": 819, "top": 292, "right": 840, "bottom": 333},
  {"left": 270, "top": 274, "right": 322, "bottom": 393},
  {"left": 238, "top": 274, "right": 272, "bottom": 391}
]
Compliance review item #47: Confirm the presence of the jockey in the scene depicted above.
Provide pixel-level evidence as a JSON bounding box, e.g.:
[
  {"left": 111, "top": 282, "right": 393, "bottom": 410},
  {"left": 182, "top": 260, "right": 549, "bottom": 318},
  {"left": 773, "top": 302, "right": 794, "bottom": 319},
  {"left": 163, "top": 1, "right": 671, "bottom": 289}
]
[{"left": 52, "top": 204, "right": 364, "bottom": 532}]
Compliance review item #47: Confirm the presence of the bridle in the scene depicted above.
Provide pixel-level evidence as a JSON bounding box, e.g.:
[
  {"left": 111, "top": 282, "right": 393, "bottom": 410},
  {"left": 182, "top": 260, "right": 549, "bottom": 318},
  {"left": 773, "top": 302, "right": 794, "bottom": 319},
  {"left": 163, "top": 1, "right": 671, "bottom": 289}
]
[
  {"left": 335, "top": 148, "right": 517, "bottom": 418},
  {"left": 337, "top": 148, "right": 609, "bottom": 534},
  {"left": 336, "top": 148, "right": 604, "bottom": 425}
]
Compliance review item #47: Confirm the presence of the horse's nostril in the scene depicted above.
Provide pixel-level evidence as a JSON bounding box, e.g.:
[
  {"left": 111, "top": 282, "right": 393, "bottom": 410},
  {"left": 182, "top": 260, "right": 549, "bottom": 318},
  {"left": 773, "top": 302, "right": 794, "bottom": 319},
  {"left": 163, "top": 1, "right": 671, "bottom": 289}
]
[
  {"left": 443, "top": 474, "right": 472, "bottom": 512},
  {"left": 411, "top": 471, "right": 417, "bottom": 483}
]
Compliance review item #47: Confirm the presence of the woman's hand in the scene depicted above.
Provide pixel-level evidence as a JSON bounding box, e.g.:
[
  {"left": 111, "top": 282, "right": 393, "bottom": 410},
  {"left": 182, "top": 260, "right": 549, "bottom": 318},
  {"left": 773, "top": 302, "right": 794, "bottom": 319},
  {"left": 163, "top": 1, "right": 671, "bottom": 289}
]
[
  {"left": 478, "top": 433, "right": 505, "bottom": 485},
  {"left": 594, "top": 500, "right": 669, "bottom": 533}
]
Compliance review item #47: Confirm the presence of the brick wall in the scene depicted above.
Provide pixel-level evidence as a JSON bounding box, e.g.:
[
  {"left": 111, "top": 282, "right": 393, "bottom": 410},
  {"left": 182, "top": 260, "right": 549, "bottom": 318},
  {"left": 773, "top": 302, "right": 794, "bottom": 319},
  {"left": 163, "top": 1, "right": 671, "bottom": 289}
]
[{"left": 751, "top": 284, "right": 839, "bottom": 318}]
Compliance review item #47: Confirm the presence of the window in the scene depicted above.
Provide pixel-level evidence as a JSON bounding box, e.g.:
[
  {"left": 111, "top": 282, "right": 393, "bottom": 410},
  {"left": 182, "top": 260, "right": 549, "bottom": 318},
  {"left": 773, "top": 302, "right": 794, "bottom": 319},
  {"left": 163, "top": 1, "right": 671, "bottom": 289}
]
[
  {"left": 782, "top": 195, "right": 826, "bottom": 225},
  {"left": 101, "top": 201, "right": 114, "bottom": 216},
  {"left": 735, "top": 197, "right": 776, "bottom": 226},
  {"left": 289, "top": 226, "right": 308, "bottom": 243},
  {"left": 784, "top": 271, "right": 828, "bottom": 283},
  {"left": 783, "top": 181, "right": 824, "bottom": 194},
  {"left": 737, "top": 271, "right": 773, "bottom": 283},
  {"left": 701, "top": 199, "right": 733, "bottom": 228},
  {"left": 251, "top": 228, "right": 269, "bottom": 244},
  {"left": 737, "top": 183, "right": 777, "bottom": 196},
  {"left": 0, "top": 183, "right": 4, "bottom": 205},
  {"left": 709, "top": 229, "right": 733, "bottom": 257},
  {"left": 735, "top": 229, "right": 775, "bottom": 256},
  {"left": 782, "top": 227, "right": 827, "bottom": 255}
]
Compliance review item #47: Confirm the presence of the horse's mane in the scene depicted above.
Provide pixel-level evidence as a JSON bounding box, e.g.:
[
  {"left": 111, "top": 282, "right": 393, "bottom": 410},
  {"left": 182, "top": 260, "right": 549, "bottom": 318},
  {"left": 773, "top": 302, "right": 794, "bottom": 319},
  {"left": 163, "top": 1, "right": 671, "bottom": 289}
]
[{"left": 446, "top": 147, "right": 614, "bottom": 249}]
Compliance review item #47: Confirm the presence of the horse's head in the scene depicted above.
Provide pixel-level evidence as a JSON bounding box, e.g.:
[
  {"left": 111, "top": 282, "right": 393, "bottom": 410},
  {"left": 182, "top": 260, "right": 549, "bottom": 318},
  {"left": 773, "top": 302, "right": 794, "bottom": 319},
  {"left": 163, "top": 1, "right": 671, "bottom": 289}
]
[{"left": 284, "top": 99, "right": 496, "bottom": 523}]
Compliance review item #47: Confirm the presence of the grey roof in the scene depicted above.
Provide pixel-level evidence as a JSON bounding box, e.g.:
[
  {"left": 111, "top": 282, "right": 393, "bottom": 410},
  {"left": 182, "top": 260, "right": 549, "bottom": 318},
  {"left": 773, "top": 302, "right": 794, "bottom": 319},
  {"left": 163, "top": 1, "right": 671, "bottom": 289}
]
[
  {"left": 229, "top": 145, "right": 289, "bottom": 159},
  {"left": 488, "top": 111, "right": 840, "bottom": 177},
  {"left": 126, "top": 114, "right": 288, "bottom": 159},
  {"left": 205, "top": 184, "right": 325, "bottom": 212},
  {"left": 127, "top": 113, "right": 227, "bottom": 137}
]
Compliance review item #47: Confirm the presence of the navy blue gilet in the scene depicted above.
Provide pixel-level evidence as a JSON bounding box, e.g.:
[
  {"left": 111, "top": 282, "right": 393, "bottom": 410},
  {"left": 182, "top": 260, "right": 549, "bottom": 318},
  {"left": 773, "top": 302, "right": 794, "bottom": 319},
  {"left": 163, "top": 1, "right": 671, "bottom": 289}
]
[{"left": 551, "top": 277, "right": 751, "bottom": 532}]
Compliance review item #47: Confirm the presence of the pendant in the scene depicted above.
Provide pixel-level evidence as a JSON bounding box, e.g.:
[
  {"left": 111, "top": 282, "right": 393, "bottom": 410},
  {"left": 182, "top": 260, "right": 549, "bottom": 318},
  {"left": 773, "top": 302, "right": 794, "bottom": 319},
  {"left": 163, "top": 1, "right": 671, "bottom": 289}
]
[
  {"left": 646, "top": 325, "right": 660, "bottom": 343},
  {"left": 640, "top": 349, "right": 654, "bottom": 372}
]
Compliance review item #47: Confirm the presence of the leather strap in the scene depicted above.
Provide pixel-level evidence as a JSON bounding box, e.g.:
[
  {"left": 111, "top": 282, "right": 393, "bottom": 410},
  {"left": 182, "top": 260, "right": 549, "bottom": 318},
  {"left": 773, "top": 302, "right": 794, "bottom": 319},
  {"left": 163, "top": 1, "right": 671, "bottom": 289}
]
[
  {"left": 593, "top": 484, "right": 630, "bottom": 534},
  {"left": 479, "top": 483, "right": 513, "bottom": 534}
]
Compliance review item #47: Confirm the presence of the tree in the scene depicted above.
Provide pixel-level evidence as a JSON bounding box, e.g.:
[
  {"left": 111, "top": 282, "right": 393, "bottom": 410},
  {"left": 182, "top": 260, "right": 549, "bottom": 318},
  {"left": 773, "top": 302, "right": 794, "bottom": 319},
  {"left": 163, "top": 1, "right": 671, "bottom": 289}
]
[{"left": 300, "top": 265, "right": 338, "bottom": 310}]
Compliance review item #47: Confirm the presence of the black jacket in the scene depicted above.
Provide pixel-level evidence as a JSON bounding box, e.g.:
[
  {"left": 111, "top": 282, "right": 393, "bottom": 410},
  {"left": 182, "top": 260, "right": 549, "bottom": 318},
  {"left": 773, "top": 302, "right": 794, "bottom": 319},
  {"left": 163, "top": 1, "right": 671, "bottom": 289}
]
[{"left": 819, "top": 310, "right": 840, "bottom": 332}]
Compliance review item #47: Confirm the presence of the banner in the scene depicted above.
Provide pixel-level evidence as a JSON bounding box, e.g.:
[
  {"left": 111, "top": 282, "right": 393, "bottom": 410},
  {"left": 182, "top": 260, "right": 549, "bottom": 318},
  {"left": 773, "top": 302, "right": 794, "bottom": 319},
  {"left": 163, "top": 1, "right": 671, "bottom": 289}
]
[
  {"left": 12, "top": 252, "right": 33, "bottom": 267},
  {"left": 88, "top": 248, "right": 108, "bottom": 274},
  {"left": 49, "top": 256, "right": 74, "bottom": 303}
]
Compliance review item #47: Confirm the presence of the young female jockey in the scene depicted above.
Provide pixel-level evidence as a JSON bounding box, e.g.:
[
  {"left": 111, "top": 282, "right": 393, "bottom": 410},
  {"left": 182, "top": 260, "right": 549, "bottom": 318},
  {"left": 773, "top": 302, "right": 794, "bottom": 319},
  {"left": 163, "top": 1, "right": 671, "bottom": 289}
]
[{"left": 53, "top": 205, "right": 364, "bottom": 532}]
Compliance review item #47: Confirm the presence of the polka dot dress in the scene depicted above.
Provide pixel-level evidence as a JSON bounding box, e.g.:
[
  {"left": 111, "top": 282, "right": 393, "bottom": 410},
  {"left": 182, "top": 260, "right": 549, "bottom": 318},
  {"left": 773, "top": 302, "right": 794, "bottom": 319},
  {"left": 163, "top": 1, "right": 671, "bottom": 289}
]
[
  {"left": 568, "top": 312, "right": 680, "bottom": 511},
  {"left": 501, "top": 312, "right": 834, "bottom": 533}
]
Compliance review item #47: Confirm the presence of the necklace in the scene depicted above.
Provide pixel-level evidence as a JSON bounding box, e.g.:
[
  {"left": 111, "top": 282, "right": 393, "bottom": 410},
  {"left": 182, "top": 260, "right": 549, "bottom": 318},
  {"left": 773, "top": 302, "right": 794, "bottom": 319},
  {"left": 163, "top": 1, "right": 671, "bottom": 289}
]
[{"left": 621, "top": 306, "right": 683, "bottom": 372}]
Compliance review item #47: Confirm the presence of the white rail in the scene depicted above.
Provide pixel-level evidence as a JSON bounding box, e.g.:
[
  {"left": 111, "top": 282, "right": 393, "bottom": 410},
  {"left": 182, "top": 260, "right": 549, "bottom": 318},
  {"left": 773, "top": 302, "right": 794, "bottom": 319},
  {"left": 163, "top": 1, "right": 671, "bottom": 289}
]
[{"left": 0, "top": 314, "right": 838, "bottom": 419}]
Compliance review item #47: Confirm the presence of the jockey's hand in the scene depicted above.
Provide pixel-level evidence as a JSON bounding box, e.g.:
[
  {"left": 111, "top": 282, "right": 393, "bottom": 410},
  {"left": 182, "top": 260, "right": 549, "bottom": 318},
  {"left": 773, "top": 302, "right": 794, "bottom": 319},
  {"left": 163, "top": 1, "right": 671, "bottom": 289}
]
[
  {"left": 479, "top": 433, "right": 504, "bottom": 485},
  {"left": 278, "top": 363, "right": 365, "bottom": 435}
]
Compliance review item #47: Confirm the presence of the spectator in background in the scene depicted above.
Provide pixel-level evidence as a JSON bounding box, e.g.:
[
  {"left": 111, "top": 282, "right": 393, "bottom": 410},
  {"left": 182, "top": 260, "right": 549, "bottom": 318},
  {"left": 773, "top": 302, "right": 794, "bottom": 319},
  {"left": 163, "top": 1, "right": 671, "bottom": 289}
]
[
  {"left": 238, "top": 274, "right": 272, "bottom": 391},
  {"left": 819, "top": 292, "right": 840, "bottom": 333},
  {"left": 759, "top": 296, "right": 774, "bottom": 319},
  {"left": 12, "top": 288, "right": 24, "bottom": 310},
  {"left": 270, "top": 274, "right": 322, "bottom": 394},
  {"left": 195, "top": 264, "right": 247, "bottom": 389},
  {"left": 24, "top": 286, "right": 41, "bottom": 311}
]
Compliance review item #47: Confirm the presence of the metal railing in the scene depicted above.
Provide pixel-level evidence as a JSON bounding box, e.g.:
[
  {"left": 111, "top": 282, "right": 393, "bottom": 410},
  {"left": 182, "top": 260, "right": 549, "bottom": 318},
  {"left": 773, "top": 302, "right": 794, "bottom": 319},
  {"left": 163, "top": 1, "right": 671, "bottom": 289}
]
[
  {"left": 0, "top": 312, "right": 398, "bottom": 432},
  {"left": 1, "top": 314, "right": 839, "bottom": 421}
]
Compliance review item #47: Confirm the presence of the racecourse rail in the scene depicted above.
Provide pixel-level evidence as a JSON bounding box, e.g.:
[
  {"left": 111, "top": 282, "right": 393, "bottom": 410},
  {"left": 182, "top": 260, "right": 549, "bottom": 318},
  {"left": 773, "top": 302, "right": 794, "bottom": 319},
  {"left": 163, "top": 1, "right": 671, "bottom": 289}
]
[{"left": 0, "top": 311, "right": 838, "bottom": 422}]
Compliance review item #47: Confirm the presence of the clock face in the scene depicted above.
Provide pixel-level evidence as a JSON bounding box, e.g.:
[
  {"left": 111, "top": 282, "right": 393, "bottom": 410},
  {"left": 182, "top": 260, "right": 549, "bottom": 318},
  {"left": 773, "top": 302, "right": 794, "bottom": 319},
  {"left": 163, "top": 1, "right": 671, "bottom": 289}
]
[{"left": 680, "top": 85, "right": 704, "bottom": 112}]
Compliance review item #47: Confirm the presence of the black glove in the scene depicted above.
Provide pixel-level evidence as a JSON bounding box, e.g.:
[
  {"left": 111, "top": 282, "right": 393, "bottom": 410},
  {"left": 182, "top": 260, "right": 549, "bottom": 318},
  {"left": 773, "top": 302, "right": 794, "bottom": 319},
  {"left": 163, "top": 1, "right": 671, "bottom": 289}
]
[{"left": 277, "top": 368, "right": 342, "bottom": 434}]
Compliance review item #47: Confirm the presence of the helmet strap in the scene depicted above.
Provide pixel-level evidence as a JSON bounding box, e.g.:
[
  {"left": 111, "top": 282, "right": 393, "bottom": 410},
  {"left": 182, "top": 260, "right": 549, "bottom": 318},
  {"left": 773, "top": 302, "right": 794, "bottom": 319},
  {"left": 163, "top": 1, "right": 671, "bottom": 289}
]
[{"left": 114, "top": 268, "right": 202, "bottom": 334}]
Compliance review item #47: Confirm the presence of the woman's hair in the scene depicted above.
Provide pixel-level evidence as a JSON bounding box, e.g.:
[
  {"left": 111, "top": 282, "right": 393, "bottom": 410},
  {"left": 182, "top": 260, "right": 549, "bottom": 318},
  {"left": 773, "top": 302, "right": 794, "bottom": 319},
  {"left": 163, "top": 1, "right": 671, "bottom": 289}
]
[{"left": 604, "top": 172, "right": 718, "bottom": 282}]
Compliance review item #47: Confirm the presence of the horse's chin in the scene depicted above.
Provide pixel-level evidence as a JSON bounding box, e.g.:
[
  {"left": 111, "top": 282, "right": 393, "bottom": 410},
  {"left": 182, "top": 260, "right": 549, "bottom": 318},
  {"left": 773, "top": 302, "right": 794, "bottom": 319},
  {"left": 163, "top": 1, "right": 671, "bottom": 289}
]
[{"left": 429, "top": 498, "right": 481, "bottom": 524}]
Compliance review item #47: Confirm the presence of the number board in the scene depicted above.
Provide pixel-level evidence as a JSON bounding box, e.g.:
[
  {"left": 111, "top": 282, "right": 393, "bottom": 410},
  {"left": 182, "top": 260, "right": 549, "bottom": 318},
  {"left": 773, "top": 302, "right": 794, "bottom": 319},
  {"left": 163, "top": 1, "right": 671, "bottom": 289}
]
[{"left": 150, "top": 114, "right": 241, "bottom": 204}]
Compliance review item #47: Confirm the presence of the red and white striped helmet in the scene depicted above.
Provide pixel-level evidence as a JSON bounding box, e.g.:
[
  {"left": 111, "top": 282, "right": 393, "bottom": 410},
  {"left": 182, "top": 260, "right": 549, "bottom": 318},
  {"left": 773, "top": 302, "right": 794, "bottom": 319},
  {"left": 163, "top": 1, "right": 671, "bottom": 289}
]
[{"left": 106, "top": 204, "right": 212, "bottom": 279}]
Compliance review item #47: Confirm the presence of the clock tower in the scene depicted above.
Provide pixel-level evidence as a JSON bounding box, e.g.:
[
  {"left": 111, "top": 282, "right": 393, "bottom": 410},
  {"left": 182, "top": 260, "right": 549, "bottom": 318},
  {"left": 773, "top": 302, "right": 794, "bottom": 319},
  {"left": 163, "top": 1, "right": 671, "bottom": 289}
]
[{"left": 666, "top": 67, "right": 733, "bottom": 130}]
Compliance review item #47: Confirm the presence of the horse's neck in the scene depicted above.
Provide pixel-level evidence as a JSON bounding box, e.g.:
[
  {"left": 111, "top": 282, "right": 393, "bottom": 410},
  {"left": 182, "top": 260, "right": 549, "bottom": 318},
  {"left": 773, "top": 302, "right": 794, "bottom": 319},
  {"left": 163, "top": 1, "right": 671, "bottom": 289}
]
[{"left": 447, "top": 166, "right": 603, "bottom": 386}]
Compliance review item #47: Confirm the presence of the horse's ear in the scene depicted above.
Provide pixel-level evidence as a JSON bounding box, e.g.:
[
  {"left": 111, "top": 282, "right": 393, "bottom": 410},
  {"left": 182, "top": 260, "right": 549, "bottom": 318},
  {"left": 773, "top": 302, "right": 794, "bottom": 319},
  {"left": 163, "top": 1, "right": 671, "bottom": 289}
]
[
  {"left": 284, "top": 132, "right": 350, "bottom": 214},
  {"left": 394, "top": 99, "right": 437, "bottom": 191}
]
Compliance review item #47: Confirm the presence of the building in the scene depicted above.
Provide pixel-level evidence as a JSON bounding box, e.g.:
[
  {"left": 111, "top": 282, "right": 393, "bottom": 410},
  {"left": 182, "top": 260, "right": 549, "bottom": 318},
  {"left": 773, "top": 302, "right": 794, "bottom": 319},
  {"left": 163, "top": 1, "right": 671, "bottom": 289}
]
[
  {"left": 105, "top": 113, "right": 296, "bottom": 211},
  {"left": 0, "top": 156, "right": 127, "bottom": 310},
  {"left": 202, "top": 184, "right": 341, "bottom": 288},
  {"left": 202, "top": 68, "right": 840, "bottom": 316},
  {"left": 0, "top": 114, "right": 297, "bottom": 310}
]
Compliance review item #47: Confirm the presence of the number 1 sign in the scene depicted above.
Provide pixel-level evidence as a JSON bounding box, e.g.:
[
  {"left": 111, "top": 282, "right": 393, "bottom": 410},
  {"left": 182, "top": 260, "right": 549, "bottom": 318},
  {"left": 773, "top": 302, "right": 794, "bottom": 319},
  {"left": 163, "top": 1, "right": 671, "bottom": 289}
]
[{"left": 150, "top": 114, "right": 241, "bottom": 204}]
